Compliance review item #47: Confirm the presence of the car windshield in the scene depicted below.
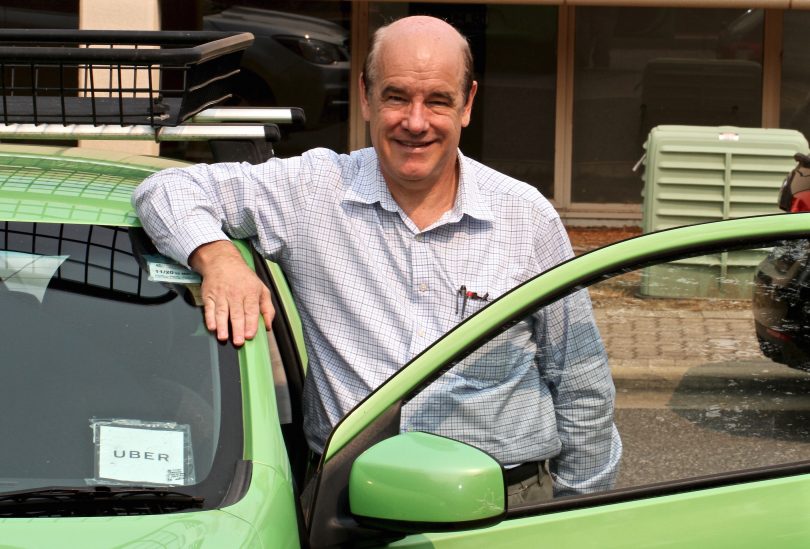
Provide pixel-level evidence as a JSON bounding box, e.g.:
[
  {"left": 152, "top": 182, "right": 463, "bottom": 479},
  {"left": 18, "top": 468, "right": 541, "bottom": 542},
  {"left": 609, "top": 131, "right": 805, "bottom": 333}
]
[{"left": 0, "top": 222, "right": 242, "bottom": 512}]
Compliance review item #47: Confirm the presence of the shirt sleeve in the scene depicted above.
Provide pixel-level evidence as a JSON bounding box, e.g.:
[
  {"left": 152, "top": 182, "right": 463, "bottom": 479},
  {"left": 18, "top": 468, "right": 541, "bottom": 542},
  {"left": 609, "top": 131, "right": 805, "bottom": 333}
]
[
  {"left": 131, "top": 154, "right": 313, "bottom": 266},
  {"left": 533, "top": 217, "right": 622, "bottom": 496}
]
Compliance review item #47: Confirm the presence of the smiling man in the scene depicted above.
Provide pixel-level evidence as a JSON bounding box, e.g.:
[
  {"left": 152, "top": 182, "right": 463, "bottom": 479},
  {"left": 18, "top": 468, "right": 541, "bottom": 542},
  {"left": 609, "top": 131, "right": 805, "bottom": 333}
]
[{"left": 133, "top": 16, "right": 621, "bottom": 506}]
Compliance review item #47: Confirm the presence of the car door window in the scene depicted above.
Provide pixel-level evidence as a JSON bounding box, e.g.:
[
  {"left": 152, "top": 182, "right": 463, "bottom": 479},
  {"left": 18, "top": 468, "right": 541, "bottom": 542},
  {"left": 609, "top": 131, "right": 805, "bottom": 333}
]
[{"left": 403, "top": 236, "right": 810, "bottom": 502}]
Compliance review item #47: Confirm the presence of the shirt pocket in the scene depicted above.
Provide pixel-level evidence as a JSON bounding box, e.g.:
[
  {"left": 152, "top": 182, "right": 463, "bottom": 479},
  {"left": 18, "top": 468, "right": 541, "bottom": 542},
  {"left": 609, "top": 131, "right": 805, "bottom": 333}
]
[{"left": 454, "top": 285, "right": 497, "bottom": 319}]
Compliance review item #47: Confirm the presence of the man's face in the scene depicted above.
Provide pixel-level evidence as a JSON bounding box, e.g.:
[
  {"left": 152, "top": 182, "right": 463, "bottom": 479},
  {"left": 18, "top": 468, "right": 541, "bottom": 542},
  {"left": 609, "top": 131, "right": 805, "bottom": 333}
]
[{"left": 360, "top": 38, "right": 477, "bottom": 194}]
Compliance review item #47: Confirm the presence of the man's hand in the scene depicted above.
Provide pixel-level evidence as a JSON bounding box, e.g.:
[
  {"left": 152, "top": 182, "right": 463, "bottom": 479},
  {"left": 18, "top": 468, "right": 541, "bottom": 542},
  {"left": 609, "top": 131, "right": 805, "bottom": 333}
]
[{"left": 189, "top": 240, "right": 274, "bottom": 346}]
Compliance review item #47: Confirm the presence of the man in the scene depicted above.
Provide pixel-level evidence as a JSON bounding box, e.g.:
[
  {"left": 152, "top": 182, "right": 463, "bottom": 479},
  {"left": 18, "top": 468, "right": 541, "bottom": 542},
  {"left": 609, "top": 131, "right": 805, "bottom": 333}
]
[{"left": 133, "top": 15, "right": 621, "bottom": 505}]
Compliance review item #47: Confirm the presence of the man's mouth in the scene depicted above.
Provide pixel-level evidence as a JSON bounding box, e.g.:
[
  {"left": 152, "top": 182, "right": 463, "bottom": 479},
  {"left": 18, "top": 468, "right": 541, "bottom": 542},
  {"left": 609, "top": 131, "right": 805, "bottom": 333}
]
[{"left": 394, "top": 138, "right": 434, "bottom": 150}]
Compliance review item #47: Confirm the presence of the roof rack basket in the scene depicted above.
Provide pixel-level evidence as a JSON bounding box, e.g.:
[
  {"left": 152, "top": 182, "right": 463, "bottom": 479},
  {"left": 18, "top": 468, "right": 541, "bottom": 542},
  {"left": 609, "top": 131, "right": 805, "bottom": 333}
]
[{"left": 0, "top": 29, "right": 254, "bottom": 127}]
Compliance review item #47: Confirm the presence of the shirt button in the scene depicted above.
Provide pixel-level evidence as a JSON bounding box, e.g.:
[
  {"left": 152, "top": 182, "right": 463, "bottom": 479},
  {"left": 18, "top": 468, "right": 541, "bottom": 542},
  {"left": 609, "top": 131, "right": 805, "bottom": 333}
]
[
  {"left": 418, "top": 282, "right": 428, "bottom": 292},
  {"left": 415, "top": 234, "right": 424, "bottom": 242},
  {"left": 417, "top": 328, "right": 426, "bottom": 337}
]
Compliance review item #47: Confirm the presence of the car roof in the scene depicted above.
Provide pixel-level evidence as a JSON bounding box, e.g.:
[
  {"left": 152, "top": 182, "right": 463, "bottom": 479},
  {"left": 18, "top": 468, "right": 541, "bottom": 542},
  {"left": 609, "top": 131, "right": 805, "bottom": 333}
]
[{"left": 0, "top": 143, "right": 189, "bottom": 226}]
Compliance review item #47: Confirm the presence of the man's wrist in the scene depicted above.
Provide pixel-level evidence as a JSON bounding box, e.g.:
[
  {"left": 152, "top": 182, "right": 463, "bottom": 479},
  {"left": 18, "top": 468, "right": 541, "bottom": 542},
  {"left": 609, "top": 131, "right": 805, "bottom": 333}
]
[{"left": 188, "top": 240, "right": 240, "bottom": 273}]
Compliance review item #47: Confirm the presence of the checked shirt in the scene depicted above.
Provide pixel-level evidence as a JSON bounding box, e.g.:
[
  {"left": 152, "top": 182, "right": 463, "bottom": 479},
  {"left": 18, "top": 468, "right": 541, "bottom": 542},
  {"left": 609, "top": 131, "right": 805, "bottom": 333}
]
[{"left": 133, "top": 147, "right": 622, "bottom": 495}]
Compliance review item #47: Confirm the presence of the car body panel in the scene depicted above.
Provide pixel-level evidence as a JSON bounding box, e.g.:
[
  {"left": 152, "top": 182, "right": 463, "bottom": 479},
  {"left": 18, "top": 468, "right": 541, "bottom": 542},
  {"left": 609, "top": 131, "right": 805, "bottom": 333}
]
[
  {"left": 219, "top": 462, "right": 301, "bottom": 549},
  {"left": 0, "top": 143, "right": 187, "bottom": 225},
  {"left": 0, "top": 508, "right": 261, "bottom": 547},
  {"left": 391, "top": 474, "right": 810, "bottom": 548},
  {"left": 267, "top": 260, "right": 309, "bottom": 372}
]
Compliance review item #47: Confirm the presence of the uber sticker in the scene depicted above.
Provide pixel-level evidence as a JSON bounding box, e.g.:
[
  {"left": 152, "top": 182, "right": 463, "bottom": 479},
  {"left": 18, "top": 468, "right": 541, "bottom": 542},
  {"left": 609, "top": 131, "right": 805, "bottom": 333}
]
[
  {"left": 92, "top": 419, "right": 193, "bottom": 485},
  {"left": 143, "top": 254, "right": 201, "bottom": 284}
]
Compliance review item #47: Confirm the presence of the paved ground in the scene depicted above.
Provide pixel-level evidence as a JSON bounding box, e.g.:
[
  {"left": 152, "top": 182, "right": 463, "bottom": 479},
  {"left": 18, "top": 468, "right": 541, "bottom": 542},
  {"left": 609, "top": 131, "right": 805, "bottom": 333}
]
[
  {"left": 595, "top": 306, "right": 763, "bottom": 389},
  {"left": 565, "top": 225, "right": 772, "bottom": 390}
]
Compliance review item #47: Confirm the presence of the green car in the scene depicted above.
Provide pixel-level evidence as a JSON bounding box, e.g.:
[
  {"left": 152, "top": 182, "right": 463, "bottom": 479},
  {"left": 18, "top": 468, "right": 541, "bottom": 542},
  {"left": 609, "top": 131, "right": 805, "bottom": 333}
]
[{"left": 3, "top": 140, "right": 810, "bottom": 547}]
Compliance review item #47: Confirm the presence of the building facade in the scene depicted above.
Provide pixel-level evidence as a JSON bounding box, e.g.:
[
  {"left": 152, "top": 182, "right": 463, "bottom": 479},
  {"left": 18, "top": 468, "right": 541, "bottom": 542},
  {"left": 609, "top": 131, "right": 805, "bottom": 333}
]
[{"left": 11, "top": 1, "right": 810, "bottom": 224}]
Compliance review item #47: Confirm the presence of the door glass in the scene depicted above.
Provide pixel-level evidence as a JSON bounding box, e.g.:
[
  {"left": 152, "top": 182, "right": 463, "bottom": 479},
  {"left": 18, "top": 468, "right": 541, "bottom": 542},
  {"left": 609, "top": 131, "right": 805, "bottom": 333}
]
[{"left": 407, "top": 236, "right": 810, "bottom": 501}]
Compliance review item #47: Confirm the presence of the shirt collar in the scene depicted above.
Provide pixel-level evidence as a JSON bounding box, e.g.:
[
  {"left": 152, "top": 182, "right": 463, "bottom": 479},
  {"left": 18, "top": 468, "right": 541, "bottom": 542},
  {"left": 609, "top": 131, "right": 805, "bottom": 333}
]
[{"left": 343, "top": 148, "right": 495, "bottom": 223}]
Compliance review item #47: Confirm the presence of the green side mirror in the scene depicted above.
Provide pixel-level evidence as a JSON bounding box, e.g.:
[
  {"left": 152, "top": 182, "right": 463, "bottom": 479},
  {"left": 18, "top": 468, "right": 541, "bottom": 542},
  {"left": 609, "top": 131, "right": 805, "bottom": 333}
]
[{"left": 348, "top": 431, "right": 506, "bottom": 532}]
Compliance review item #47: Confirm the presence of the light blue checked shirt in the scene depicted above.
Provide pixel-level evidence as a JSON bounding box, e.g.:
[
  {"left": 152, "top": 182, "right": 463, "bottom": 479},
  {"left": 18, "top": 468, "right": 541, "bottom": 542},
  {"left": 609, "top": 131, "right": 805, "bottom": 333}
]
[{"left": 133, "top": 147, "right": 621, "bottom": 495}]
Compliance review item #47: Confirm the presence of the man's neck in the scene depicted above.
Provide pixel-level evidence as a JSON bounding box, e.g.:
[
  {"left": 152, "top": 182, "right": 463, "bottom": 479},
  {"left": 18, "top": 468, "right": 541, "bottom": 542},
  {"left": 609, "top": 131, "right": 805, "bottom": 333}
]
[{"left": 385, "top": 168, "right": 459, "bottom": 231}]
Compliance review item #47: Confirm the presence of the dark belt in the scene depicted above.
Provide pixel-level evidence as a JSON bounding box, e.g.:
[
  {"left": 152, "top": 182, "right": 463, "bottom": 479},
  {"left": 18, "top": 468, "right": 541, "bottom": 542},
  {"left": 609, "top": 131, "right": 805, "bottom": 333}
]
[{"left": 505, "top": 461, "right": 544, "bottom": 484}]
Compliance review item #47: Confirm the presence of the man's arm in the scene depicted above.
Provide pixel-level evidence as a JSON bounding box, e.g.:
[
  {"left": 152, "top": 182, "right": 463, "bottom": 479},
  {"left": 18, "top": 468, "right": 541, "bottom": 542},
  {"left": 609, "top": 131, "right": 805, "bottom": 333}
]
[
  {"left": 133, "top": 160, "right": 302, "bottom": 345},
  {"left": 529, "top": 214, "right": 621, "bottom": 495},
  {"left": 539, "top": 289, "right": 622, "bottom": 496},
  {"left": 189, "top": 240, "right": 274, "bottom": 346}
]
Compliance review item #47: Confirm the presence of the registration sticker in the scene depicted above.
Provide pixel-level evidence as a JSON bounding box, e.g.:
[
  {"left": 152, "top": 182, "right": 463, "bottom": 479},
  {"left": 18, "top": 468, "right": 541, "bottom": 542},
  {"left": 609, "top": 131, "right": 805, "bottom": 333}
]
[
  {"left": 143, "top": 254, "right": 201, "bottom": 284},
  {"left": 91, "top": 419, "right": 194, "bottom": 486}
]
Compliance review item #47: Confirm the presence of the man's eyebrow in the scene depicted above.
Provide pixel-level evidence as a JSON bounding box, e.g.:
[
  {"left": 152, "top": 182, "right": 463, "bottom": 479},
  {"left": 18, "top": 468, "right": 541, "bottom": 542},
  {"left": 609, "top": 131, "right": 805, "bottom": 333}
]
[
  {"left": 379, "top": 86, "right": 457, "bottom": 104},
  {"left": 380, "top": 85, "right": 406, "bottom": 97}
]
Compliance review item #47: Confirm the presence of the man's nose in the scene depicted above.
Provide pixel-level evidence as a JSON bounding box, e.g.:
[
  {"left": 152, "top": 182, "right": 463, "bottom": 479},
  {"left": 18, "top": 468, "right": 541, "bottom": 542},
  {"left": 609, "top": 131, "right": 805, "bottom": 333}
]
[{"left": 401, "top": 101, "right": 428, "bottom": 133}]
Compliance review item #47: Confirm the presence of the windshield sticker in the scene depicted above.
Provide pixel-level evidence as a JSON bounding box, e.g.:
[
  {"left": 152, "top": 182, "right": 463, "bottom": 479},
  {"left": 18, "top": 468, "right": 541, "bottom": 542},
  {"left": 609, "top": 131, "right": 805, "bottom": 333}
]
[
  {"left": 143, "top": 254, "right": 202, "bottom": 284},
  {"left": 0, "top": 251, "right": 68, "bottom": 302},
  {"left": 91, "top": 419, "right": 195, "bottom": 486}
]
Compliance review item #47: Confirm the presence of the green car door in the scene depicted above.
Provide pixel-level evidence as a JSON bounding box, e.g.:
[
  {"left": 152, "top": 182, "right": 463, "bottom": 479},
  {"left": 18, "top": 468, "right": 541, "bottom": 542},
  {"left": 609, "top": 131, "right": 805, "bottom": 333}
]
[{"left": 302, "top": 212, "right": 810, "bottom": 548}]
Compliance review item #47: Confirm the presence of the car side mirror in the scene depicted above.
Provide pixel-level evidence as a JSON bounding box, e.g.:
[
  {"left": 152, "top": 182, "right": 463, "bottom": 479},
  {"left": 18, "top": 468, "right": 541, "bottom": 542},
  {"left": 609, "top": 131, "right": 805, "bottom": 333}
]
[{"left": 348, "top": 431, "right": 506, "bottom": 533}]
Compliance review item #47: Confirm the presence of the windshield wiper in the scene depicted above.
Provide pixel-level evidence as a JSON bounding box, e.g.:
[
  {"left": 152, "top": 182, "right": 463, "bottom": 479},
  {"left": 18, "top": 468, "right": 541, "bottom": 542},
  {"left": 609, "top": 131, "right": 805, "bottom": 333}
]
[{"left": 0, "top": 485, "right": 204, "bottom": 517}]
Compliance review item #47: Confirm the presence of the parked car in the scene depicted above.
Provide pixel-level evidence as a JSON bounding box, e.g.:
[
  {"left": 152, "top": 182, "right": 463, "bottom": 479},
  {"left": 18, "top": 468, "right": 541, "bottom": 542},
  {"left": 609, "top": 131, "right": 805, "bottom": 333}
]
[
  {"left": 203, "top": 6, "right": 350, "bottom": 154},
  {"left": 753, "top": 153, "right": 810, "bottom": 370},
  {"left": 2, "top": 138, "right": 810, "bottom": 545}
]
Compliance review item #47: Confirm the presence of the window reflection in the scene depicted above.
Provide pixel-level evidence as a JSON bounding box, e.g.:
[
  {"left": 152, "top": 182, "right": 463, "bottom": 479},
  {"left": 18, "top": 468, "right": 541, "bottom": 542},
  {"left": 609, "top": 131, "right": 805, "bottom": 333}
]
[
  {"left": 781, "top": 11, "right": 810, "bottom": 144},
  {"left": 572, "top": 7, "right": 764, "bottom": 204},
  {"left": 591, "top": 239, "right": 810, "bottom": 489},
  {"left": 160, "top": 1, "right": 352, "bottom": 161}
]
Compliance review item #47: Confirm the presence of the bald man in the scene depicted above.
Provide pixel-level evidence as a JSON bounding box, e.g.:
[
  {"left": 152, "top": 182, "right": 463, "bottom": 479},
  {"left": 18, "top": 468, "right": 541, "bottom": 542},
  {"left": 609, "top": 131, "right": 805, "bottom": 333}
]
[{"left": 134, "top": 16, "right": 621, "bottom": 506}]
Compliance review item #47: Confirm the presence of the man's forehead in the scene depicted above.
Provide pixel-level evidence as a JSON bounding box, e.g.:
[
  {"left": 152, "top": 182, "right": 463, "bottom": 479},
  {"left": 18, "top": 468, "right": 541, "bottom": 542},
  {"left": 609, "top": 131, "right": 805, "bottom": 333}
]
[
  {"left": 379, "top": 79, "right": 460, "bottom": 99},
  {"left": 375, "top": 49, "right": 464, "bottom": 91}
]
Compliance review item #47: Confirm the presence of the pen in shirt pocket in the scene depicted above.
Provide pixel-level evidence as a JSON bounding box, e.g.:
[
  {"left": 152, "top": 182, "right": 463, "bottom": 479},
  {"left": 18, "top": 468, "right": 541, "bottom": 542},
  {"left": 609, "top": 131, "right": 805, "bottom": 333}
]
[{"left": 456, "top": 285, "right": 489, "bottom": 317}]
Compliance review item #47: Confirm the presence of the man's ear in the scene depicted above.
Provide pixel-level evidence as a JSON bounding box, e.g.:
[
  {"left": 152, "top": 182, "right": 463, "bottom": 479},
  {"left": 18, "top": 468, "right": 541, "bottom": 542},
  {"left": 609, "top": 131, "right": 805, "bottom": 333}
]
[
  {"left": 359, "top": 73, "right": 371, "bottom": 122},
  {"left": 461, "top": 80, "right": 478, "bottom": 128}
]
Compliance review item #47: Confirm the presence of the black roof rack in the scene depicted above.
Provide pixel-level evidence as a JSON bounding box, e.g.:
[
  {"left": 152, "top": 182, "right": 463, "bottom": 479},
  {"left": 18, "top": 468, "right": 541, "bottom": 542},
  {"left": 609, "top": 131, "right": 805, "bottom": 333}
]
[{"left": 0, "top": 29, "right": 254, "bottom": 127}]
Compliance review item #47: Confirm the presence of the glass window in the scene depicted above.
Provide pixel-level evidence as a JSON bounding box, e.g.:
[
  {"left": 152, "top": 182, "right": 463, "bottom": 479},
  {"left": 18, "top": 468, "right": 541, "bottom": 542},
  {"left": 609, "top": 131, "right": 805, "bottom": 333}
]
[
  {"left": 371, "top": 3, "right": 558, "bottom": 199},
  {"left": 572, "top": 8, "right": 763, "bottom": 204},
  {"left": 160, "top": 1, "right": 352, "bottom": 162},
  {"left": 0, "top": 222, "right": 242, "bottom": 510},
  {"left": 404, "top": 236, "right": 810, "bottom": 502},
  {"left": 780, "top": 11, "right": 810, "bottom": 138},
  {"left": 0, "top": 0, "right": 77, "bottom": 28}
]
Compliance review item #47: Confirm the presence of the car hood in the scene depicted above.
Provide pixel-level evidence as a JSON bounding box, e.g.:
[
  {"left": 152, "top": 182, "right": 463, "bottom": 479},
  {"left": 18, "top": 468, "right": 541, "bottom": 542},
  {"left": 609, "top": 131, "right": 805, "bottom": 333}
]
[
  {"left": 204, "top": 6, "right": 347, "bottom": 44},
  {"left": 0, "top": 510, "right": 258, "bottom": 547}
]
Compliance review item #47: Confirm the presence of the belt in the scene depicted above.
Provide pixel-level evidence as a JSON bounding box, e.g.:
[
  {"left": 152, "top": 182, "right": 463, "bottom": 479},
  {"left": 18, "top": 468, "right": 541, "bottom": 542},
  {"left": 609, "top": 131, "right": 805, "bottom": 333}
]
[{"left": 505, "top": 461, "right": 544, "bottom": 484}]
